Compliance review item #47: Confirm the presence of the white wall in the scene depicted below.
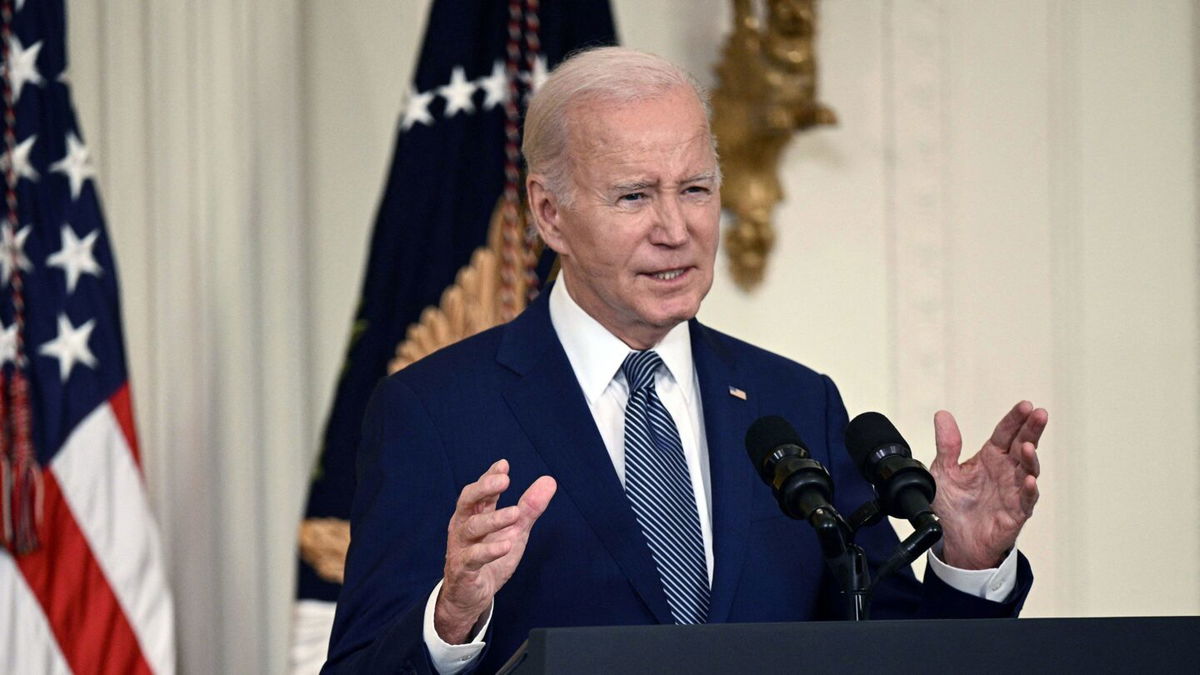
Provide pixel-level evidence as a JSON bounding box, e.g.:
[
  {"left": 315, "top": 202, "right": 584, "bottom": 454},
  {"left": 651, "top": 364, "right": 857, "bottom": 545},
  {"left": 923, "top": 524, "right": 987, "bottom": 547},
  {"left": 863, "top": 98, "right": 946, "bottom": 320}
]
[{"left": 68, "top": 0, "right": 1198, "bottom": 672}]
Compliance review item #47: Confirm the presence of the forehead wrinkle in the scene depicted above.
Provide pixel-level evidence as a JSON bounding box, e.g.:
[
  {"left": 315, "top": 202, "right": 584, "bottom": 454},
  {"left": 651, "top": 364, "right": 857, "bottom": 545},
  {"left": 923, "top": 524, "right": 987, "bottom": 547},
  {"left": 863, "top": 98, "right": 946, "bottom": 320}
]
[
  {"left": 563, "top": 94, "right": 717, "bottom": 200},
  {"left": 573, "top": 107, "right": 711, "bottom": 154},
  {"left": 599, "top": 135, "right": 717, "bottom": 188}
]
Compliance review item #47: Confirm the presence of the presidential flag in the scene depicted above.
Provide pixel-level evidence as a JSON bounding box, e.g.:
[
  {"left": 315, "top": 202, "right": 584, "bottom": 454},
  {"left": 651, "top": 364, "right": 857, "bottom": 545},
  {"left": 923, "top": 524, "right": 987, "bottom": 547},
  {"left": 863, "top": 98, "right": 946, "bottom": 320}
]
[
  {"left": 0, "top": 1, "right": 174, "bottom": 673},
  {"left": 289, "top": 1, "right": 615, "bottom": 670}
]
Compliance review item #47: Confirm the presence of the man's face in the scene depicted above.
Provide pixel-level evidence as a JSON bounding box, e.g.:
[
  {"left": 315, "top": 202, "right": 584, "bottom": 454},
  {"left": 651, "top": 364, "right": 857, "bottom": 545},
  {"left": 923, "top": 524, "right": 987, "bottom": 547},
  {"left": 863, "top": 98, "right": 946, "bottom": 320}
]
[{"left": 532, "top": 86, "right": 721, "bottom": 349}]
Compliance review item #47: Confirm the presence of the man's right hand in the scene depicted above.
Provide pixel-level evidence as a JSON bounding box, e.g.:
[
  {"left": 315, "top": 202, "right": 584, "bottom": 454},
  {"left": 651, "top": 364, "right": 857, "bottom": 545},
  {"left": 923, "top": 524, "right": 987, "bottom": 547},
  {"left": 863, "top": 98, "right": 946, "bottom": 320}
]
[{"left": 434, "top": 459, "right": 557, "bottom": 644}]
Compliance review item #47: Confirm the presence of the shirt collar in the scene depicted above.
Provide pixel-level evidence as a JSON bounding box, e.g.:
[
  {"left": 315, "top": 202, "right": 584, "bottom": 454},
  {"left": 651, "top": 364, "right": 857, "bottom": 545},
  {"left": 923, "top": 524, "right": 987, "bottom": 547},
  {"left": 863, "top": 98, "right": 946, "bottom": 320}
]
[{"left": 549, "top": 273, "right": 696, "bottom": 405}]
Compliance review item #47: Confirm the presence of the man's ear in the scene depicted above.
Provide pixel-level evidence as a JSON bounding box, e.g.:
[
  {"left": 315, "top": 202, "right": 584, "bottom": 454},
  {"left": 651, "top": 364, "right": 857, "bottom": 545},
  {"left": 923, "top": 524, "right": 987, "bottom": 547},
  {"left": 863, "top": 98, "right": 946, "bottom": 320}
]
[{"left": 527, "top": 174, "right": 570, "bottom": 256}]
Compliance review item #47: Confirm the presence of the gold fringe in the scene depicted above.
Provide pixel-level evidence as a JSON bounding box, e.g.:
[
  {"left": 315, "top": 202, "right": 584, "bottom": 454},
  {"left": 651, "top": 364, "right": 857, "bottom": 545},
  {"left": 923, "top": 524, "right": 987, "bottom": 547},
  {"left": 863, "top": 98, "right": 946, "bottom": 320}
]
[
  {"left": 389, "top": 200, "right": 538, "bottom": 373},
  {"left": 298, "top": 517, "right": 352, "bottom": 584}
]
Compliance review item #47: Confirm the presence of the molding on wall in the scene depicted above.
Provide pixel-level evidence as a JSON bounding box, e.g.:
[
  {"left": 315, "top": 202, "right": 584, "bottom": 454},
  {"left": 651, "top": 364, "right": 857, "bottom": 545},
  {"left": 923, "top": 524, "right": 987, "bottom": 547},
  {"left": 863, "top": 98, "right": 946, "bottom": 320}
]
[
  {"left": 884, "top": 0, "right": 949, "bottom": 431},
  {"left": 1046, "top": 0, "right": 1084, "bottom": 615},
  {"left": 1193, "top": 0, "right": 1200, "bottom": 561}
]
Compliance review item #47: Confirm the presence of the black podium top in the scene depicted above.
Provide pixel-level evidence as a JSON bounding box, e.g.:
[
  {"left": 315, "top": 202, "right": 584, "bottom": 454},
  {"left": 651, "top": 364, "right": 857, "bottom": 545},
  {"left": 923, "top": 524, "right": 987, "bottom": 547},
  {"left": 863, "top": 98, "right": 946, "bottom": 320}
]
[{"left": 501, "top": 617, "right": 1199, "bottom": 674}]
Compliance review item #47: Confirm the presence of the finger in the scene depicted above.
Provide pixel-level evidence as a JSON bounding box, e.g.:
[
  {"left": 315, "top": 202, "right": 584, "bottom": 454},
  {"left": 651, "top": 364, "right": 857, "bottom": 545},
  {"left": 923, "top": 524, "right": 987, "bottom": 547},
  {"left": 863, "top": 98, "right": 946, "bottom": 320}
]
[
  {"left": 460, "top": 505, "right": 521, "bottom": 541},
  {"left": 1020, "top": 441, "right": 1041, "bottom": 478},
  {"left": 455, "top": 467, "right": 511, "bottom": 516},
  {"left": 515, "top": 476, "right": 558, "bottom": 529},
  {"left": 987, "top": 401, "right": 1034, "bottom": 450},
  {"left": 933, "top": 411, "right": 963, "bottom": 468},
  {"left": 455, "top": 473, "right": 508, "bottom": 514},
  {"left": 1013, "top": 407, "right": 1049, "bottom": 449},
  {"left": 458, "top": 539, "right": 514, "bottom": 572},
  {"left": 1019, "top": 474, "right": 1039, "bottom": 515}
]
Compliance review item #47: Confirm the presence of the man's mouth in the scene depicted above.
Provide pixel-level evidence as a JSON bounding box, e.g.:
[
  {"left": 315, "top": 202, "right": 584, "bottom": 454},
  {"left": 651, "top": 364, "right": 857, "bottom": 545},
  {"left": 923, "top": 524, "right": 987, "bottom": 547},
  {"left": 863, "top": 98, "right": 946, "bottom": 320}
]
[{"left": 649, "top": 268, "right": 688, "bottom": 281}]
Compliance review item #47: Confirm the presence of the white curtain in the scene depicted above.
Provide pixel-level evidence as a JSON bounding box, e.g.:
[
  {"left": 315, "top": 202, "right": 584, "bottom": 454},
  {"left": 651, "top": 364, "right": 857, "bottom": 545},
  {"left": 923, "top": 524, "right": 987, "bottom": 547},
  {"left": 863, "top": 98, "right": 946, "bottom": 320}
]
[{"left": 69, "top": 2, "right": 312, "bottom": 672}]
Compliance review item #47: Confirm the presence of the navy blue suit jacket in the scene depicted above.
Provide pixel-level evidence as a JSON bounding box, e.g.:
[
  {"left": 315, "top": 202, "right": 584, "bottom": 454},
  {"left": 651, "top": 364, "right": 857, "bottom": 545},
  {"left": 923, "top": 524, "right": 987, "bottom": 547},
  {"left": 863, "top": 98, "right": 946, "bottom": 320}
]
[{"left": 324, "top": 289, "right": 1032, "bottom": 674}]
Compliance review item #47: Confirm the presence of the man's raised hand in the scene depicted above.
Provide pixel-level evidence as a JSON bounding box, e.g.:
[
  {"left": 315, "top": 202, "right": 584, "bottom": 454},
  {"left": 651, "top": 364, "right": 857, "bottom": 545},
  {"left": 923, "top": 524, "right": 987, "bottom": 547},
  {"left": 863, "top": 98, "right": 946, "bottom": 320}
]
[
  {"left": 930, "top": 401, "right": 1047, "bottom": 570},
  {"left": 434, "top": 459, "right": 556, "bottom": 644}
]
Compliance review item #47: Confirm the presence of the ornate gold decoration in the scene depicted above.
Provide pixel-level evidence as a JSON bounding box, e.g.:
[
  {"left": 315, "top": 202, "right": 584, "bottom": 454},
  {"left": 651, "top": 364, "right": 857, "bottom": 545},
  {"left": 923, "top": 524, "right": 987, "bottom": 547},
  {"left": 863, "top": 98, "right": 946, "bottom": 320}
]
[
  {"left": 299, "top": 203, "right": 545, "bottom": 585},
  {"left": 389, "top": 203, "right": 541, "bottom": 373},
  {"left": 712, "top": 0, "right": 836, "bottom": 289}
]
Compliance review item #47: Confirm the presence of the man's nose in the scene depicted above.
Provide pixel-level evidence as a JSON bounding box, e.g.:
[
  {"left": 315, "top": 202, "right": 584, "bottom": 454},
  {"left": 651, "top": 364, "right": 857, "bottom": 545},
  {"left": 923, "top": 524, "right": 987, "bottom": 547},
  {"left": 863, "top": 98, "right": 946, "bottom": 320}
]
[{"left": 650, "top": 196, "right": 689, "bottom": 247}]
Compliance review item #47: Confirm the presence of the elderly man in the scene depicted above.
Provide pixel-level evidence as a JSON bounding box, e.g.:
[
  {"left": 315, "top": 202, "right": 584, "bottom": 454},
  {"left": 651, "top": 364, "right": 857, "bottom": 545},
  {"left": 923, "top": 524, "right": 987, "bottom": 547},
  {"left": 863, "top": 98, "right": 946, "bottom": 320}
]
[{"left": 324, "top": 47, "right": 1045, "bottom": 674}]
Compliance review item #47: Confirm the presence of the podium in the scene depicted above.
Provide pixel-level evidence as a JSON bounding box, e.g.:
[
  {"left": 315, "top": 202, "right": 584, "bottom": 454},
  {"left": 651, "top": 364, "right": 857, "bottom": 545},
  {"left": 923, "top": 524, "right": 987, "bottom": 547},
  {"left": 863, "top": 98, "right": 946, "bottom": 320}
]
[{"left": 500, "top": 617, "right": 1198, "bottom": 674}]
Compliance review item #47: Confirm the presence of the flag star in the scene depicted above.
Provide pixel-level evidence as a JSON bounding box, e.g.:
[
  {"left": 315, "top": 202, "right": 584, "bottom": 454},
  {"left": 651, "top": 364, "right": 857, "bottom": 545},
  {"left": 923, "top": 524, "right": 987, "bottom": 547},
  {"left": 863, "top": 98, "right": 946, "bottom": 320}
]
[
  {"left": 478, "top": 61, "right": 508, "bottom": 110},
  {"left": 50, "top": 131, "right": 96, "bottom": 200},
  {"left": 6, "top": 36, "right": 44, "bottom": 103},
  {"left": 0, "top": 224, "right": 33, "bottom": 286},
  {"left": 439, "top": 66, "right": 477, "bottom": 117},
  {"left": 528, "top": 55, "right": 549, "bottom": 93},
  {"left": 47, "top": 225, "right": 103, "bottom": 294},
  {"left": 1, "top": 135, "right": 39, "bottom": 182},
  {"left": 401, "top": 86, "right": 435, "bottom": 131},
  {"left": 39, "top": 314, "right": 98, "bottom": 381},
  {"left": 0, "top": 320, "right": 18, "bottom": 367},
  {"left": 16, "top": 0, "right": 26, "bottom": 12}
]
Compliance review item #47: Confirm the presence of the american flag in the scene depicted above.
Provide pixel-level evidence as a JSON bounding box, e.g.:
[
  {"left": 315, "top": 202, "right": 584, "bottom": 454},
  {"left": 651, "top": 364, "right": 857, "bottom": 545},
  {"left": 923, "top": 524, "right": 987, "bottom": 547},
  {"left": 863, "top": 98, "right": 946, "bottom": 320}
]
[{"left": 0, "top": 1, "right": 174, "bottom": 673}]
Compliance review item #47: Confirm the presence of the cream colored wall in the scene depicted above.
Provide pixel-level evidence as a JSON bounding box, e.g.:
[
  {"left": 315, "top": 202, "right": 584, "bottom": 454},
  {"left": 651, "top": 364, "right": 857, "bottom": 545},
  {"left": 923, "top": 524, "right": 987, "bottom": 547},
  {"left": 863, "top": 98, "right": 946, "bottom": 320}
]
[{"left": 67, "top": 0, "right": 1198, "bottom": 673}]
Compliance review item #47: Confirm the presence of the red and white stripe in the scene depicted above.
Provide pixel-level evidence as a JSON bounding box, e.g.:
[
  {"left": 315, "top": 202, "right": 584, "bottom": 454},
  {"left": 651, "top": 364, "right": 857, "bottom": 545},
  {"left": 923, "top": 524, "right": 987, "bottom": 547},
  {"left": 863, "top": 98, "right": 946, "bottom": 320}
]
[{"left": 2, "top": 383, "right": 174, "bottom": 674}]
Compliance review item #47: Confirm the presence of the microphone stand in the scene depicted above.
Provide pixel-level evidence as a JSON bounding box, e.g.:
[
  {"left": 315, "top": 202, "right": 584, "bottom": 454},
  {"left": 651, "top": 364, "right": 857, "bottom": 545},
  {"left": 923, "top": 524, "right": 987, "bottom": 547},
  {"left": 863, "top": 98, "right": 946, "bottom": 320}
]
[
  {"left": 845, "top": 501, "right": 943, "bottom": 594},
  {"left": 807, "top": 507, "right": 871, "bottom": 621},
  {"left": 797, "top": 504, "right": 945, "bottom": 619}
]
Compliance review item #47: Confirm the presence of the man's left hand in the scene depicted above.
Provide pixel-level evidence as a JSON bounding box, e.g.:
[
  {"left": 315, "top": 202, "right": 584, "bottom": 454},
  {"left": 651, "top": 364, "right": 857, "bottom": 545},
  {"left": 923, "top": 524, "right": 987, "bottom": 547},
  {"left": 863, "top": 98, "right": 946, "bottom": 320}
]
[{"left": 930, "top": 401, "right": 1047, "bottom": 570}]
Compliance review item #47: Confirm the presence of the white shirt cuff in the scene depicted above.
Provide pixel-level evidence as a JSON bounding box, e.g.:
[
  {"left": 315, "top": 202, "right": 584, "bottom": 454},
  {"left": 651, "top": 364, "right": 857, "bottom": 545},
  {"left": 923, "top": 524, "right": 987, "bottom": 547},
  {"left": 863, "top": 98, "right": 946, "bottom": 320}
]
[
  {"left": 927, "top": 543, "right": 1019, "bottom": 602},
  {"left": 422, "top": 579, "right": 492, "bottom": 675}
]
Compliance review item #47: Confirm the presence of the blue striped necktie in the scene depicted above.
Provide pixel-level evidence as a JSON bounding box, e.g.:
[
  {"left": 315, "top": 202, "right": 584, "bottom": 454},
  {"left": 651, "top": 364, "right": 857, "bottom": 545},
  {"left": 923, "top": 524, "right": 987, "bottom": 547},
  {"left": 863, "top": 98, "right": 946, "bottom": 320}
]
[{"left": 621, "top": 349, "right": 710, "bottom": 624}]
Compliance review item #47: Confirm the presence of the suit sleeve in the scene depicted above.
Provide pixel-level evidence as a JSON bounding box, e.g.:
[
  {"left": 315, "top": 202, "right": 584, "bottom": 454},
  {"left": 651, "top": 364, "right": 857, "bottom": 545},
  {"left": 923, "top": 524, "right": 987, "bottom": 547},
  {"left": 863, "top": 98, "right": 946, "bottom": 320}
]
[
  {"left": 814, "top": 375, "right": 1033, "bottom": 619},
  {"left": 322, "top": 376, "right": 472, "bottom": 674}
]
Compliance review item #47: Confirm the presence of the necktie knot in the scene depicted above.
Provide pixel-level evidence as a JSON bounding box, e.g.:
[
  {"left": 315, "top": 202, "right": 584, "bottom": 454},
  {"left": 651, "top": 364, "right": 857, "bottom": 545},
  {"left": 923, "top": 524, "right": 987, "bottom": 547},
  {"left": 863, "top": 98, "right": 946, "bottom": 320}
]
[{"left": 621, "top": 349, "right": 664, "bottom": 392}]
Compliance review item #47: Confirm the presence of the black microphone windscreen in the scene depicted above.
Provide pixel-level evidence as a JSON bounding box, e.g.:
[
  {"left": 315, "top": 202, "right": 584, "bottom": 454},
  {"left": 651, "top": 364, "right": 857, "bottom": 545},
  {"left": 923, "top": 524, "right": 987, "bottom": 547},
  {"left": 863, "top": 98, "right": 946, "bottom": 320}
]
[
  {"left": 845, "top": 411, "right": 909, "bottom": 470},
  {"left": 745, "top": 415, "right": 808, "bottom": 469}
]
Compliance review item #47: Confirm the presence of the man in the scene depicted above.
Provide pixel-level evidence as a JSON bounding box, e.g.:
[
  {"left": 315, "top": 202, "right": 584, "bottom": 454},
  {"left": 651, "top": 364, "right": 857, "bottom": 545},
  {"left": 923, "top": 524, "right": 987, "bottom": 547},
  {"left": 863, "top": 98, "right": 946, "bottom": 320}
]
[{"left": 324, "top": 48, "right": 1046, "bottom": 674}]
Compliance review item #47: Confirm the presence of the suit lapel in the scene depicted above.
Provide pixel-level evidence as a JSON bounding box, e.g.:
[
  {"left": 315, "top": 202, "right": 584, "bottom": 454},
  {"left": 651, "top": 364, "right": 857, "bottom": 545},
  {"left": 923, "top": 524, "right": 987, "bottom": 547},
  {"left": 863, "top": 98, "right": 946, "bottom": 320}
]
[
  {"left": 499, "top": 292, "right": 675, "bottom": 624},
  {"left": 690, "top": 321, "right": 758, "bottom": 623}
]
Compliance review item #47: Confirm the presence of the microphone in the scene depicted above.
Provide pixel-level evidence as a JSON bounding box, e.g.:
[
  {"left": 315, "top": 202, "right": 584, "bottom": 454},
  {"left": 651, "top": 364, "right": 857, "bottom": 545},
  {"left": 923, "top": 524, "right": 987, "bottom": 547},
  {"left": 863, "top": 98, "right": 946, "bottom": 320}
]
[
  {"left": 844, "top": 412, "right": 938, "bottom": 529},
  {"left": 745, "top": 415, "right": 836, "bottom": 522},
  {"left": 747, "top": 416, "right": 869, "bottom": 618}
]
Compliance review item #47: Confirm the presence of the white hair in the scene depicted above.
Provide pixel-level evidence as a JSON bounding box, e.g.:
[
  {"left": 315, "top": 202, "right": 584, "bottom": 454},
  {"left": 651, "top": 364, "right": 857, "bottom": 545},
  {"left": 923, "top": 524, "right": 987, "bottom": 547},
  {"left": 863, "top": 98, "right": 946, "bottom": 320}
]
[{"left": 522, "top": 47, "right": 719, "bottom": 207}]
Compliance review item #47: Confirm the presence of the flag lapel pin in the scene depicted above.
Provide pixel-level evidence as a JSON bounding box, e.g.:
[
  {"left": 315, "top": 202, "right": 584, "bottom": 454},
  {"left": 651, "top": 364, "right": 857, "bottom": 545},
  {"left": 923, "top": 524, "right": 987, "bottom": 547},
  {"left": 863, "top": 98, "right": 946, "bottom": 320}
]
[{"left": 728, "top": 385, "right": 747, "bottom": 400}]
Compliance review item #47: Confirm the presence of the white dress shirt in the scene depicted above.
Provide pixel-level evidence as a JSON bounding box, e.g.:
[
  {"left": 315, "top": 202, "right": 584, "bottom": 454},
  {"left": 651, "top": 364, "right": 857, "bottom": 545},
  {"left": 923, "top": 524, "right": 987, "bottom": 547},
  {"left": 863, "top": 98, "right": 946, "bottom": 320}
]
[
  {"left": 547, "top": 273, "right": 715, "bottom": 584},
  {"left": 422, "top": 276, "right": 1018, "bottom": 674}
]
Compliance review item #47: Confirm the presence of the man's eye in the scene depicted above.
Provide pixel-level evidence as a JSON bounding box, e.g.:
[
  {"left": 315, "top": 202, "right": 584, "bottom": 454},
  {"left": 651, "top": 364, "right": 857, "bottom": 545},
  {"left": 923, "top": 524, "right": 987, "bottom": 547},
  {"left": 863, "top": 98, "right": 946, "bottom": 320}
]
[
  {"left": 619, "top": 192, "right": 646, "bottom": 203},
  {"left": 684, "top": 185, "right": 710, "bottom": 196}
]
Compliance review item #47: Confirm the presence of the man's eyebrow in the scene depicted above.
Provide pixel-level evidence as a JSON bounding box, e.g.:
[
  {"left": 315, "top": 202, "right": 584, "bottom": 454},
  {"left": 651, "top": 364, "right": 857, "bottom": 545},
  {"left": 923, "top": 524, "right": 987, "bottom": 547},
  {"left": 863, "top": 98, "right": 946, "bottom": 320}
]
[
  {"left": 610, "top": 172, "right": 717, "bottom": 193},
  {"left": 682, "top": 171, "right": 718, "bottom": 184},
  {"left": 609, "top": 179, "right": 657, "bottom": 193}
]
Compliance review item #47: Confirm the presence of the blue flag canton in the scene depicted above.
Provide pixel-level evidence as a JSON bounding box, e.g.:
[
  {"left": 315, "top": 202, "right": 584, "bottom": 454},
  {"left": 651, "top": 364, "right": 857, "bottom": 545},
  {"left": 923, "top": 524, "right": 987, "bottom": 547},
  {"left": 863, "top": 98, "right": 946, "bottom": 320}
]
[{"left": 1, "top": 0, "right": 129, "bottom": 465}]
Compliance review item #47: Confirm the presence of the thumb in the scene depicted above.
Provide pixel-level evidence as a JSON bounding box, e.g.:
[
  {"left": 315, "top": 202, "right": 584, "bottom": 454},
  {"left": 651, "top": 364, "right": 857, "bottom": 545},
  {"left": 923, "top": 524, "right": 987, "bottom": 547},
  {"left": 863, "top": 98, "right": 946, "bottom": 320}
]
[
  {"left": 933, "top": 410, "right": 963, "bottom": 468},
  {"left": 517, "top": 475, "right": 557, "bottom": 528}
]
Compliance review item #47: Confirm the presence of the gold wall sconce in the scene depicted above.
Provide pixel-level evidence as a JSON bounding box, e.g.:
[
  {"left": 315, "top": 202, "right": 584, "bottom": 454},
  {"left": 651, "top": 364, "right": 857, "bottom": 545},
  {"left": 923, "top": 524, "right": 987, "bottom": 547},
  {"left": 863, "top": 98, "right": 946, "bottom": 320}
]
[{"left": 712, "top": 0, "right": 836, "bottom": 290}]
